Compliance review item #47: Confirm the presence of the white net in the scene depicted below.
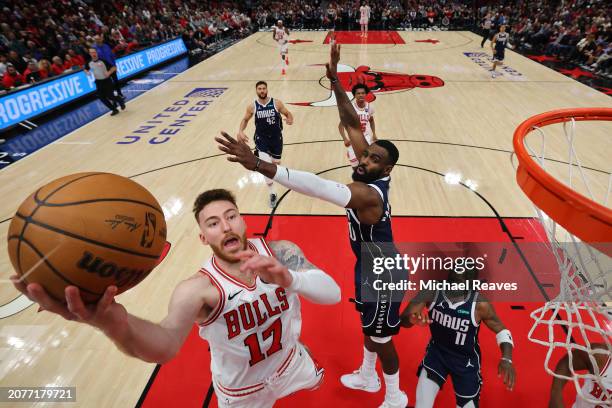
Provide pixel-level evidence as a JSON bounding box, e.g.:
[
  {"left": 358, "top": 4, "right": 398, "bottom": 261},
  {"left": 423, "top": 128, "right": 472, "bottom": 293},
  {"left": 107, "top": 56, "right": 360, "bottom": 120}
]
[{"left": 515, "top": 115, "right": 612, "bottom": 405}]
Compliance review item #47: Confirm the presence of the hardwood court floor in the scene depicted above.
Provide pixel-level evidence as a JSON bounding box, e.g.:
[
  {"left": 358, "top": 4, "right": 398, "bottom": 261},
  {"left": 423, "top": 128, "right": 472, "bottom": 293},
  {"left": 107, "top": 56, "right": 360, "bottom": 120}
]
[{"left": 0, "top": 31, "right": 610, "bottom": 407}]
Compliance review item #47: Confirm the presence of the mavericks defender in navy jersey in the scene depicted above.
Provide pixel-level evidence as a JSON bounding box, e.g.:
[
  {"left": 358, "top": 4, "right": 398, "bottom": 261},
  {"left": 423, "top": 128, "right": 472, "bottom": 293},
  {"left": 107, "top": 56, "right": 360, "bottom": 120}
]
[
  {"left": 217, "top": 38, "right": 408, "bottom": 408},
  {"left": 402, "top": 268, "right": 516, "bottom": 408},
  {"left": 490, "top": 25, "right": 510, "bottom": 78},
  {"left": 237, "top": 81, "right": 294, "bottom": 208}
]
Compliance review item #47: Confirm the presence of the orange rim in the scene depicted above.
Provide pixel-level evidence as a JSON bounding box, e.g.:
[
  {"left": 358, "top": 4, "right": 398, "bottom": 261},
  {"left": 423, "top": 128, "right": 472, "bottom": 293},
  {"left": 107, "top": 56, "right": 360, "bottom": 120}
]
[{"left": 513, "top": 108, "right": 612, "bottom": 256}]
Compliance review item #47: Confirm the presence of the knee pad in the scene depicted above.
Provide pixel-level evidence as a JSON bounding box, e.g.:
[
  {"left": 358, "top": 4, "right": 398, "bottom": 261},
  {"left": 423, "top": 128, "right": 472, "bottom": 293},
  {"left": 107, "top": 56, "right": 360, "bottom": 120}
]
[{"left": 370, "top": 336, "right": 392, "bottom": 344}]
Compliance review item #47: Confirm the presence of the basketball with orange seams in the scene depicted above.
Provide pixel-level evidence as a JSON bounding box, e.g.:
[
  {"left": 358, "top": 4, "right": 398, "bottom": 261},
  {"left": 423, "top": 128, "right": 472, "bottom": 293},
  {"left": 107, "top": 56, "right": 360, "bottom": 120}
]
[{"left": 7, "top": 172, "right": 167, "bottom": 303}]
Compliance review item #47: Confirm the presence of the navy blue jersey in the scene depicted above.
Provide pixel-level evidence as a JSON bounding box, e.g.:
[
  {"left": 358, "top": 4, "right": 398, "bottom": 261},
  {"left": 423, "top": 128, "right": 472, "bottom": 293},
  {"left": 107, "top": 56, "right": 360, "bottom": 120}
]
[
  {"left": 346, "top": 176, "right": 397, "bottom": 295},
  {"left": 346, "top": 176, "right": 393, "bottom": 261},
  {"left": 254, "top": 98, "right": 282, "bottom": 138},
  {"left": 495, "top": 32, "right": 509, "bottom": 52},
  {"left": 429, "top": 290, "right": 481, "bottom": 356}
]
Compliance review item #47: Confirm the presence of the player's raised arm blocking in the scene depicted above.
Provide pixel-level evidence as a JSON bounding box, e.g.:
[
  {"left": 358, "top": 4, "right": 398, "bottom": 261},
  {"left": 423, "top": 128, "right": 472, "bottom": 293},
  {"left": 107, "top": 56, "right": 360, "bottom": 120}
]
[
  {"left": 218, "top": 34, "right": 399, "bottom": 225},
  {"left": 325, "top": 40, "right": 369, "bottom": 160},
  {"left": 216, "top": 131, "right": 398, "bottom": 224}
]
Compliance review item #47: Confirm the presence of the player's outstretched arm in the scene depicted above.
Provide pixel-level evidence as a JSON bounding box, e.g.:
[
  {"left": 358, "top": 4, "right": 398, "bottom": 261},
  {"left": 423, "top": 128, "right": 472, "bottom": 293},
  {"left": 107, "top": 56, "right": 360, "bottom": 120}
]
[
  {"left": 276, "top": 100, "right": 293, "bottom": 125},
  {"left": 216, "top": 132, "right": 381, "bottom": 216},
  {"left": 236, "top": 241, "right": 341, "bottom": 304},
  {"left": 326, "top": 39, "right": 369, "bottom": 159},
  {"left": 237, "top": 104, "right": 254, "bottom": 142},
  {"left": 477, "top": 299, "right": 516, "bottom": 390},
  {"left": 11, "top": 274, "right": 215, "bottom": 364}
]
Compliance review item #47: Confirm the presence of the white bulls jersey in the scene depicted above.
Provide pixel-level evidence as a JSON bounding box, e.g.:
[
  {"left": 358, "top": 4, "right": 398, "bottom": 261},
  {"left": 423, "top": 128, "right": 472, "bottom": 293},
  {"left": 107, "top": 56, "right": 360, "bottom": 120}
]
[
  {"left": 198, "top": 237, "right": 302, "bottom": 395},
  {"left": 573, "top": 357, "right": 612, "bottom": 408},
  {"left": 353, "top": 100, "right": 375, "bottom": 143},
  {"left": 273, "top": 27, "right": 288, "bottom": 44},
  {"left": 360, "top": 5, "right": 371, "bottom": 22}
]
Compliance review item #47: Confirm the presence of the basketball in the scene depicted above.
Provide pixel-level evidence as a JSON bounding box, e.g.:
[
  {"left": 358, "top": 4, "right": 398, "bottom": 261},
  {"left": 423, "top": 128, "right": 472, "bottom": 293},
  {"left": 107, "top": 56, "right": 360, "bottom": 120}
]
[{"left": 7, "top": 172, "right": 167, "bottom": 303}]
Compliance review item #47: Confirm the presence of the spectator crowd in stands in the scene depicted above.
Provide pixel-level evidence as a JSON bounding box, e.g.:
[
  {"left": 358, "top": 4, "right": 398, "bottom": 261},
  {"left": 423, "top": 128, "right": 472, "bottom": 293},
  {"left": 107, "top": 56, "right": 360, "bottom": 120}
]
[
  {"left": 251, "top": 0, "right": 475, "bottom": 31},
  {"left": 478, "top": 0, "right": 610, "bottom": 77},
  {"left": 1, "top": 0, "right": 610, "bottom": 94},
  {"left": 0, "top": 0, "right": 252, "bottom": 92}
]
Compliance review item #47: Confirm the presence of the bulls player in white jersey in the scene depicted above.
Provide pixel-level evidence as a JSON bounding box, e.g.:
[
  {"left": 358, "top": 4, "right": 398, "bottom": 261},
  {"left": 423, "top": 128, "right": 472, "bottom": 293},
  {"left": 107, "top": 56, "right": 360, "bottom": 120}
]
[
  {"left": 339, "top": 83, "right": 377, "bottom": 168},
  {"left": 273, "top": 20, "right": 290, "bottom": 75},
  {"left": 359, "top": 2, "right": 371, "bottom": 37},
  {"left": 12, "top": 189, "right": 340, "bottom": 408},
  {"left": 550, "top": 343, "right": 611, "bottom": 408}
]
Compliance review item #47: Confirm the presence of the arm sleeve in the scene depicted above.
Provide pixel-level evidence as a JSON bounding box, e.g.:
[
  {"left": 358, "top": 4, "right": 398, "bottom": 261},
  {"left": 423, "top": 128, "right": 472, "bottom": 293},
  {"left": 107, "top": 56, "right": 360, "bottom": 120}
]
[
  {"left": 273, "top": 165, "right": 352, "bottom": 208},
  {"left": 287, "top": 269, "right": 341, "bottom": 304}
]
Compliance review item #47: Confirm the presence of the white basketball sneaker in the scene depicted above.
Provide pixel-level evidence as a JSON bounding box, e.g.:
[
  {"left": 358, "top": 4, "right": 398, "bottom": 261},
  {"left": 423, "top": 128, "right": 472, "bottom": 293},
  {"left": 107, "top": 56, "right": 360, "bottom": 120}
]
[
  {"left": 378, "top": 391, "right": 408, "bottom": 408},
  {"left": 340, "top": 369, "right": 381, "bottom": 392}
]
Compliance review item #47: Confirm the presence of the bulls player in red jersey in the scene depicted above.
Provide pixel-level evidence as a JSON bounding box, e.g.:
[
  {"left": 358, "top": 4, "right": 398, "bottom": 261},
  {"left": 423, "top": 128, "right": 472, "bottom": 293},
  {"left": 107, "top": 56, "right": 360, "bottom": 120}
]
[
  {"left": 339, "top": 83, "right": 377, "bottom": 168},
  {"left": 11, "top": 189, "right": 341, "bottom": 407}
]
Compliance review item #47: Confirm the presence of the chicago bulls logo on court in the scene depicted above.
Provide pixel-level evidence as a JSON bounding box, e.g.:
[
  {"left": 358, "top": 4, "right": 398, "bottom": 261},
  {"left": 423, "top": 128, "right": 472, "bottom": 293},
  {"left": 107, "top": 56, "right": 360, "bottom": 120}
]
[{"left": 290, "top": 64, "right": 444, "bottom": 107}]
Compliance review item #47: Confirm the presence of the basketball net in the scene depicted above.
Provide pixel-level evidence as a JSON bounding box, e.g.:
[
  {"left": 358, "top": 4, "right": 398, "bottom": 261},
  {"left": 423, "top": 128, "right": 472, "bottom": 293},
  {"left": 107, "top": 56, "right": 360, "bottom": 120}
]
[{"left": 513, "top": 109, "right": 612, "bottom": 405}]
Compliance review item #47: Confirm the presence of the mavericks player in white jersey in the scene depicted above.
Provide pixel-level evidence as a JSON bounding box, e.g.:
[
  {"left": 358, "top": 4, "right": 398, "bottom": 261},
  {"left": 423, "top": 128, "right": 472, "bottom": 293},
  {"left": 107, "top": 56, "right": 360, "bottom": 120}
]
[
  {"left": 359, "top": 2, "right": 371, "bottom": 37},
  {"left": 339, "top": 83, "right": 377, "bottom": 168},
  {"left": 12, "top": 188, "right": 340, "bottom": 408},
  {"left": 273, "top": 20, "right": 290, "bottom": 75},
  {"left": 550, "top": 343, "right": 611, "bottom": 408}
]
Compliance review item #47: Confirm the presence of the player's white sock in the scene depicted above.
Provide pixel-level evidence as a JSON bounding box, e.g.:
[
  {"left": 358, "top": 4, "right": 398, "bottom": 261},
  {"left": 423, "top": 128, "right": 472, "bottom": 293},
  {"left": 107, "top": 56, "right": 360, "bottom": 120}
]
[
  {"left": 361, "top": 346, "right": 377, "bottom": 375},
  {"left": 383, "top": 370, "right": 401, "bottom": 399}
]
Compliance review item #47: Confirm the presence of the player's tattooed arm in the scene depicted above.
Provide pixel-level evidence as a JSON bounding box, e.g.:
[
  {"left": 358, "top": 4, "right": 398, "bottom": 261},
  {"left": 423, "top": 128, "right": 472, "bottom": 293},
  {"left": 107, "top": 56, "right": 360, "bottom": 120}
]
[
  {"left": 267, "top": 240, "right": 317, "bottom": 272},
  {"left": 243, "top": 240, "right": 340, "bottom": 304}
]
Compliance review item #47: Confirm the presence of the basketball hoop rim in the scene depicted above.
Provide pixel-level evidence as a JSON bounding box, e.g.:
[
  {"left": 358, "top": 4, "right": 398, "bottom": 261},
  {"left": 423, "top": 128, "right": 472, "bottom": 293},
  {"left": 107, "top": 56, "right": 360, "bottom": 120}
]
[{"left": 513, "top": 108, "right": 612, "bottom": 255}]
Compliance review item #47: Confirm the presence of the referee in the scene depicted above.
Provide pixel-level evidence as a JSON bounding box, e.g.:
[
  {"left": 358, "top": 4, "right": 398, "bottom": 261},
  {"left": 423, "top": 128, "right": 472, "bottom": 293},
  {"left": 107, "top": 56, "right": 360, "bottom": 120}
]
[
  {"left": 481, "top": 13, "right": 492, "bottom": 47},
  {"left": 85, "top": 48, "right": 125, "bottom": 116}
]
